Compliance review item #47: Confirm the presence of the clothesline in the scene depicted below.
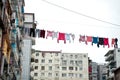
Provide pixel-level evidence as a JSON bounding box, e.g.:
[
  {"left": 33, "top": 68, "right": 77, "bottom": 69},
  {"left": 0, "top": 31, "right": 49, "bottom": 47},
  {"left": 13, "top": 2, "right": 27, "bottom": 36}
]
[{"left": 23, "top": 27, "right": 118, "bottom": 48}]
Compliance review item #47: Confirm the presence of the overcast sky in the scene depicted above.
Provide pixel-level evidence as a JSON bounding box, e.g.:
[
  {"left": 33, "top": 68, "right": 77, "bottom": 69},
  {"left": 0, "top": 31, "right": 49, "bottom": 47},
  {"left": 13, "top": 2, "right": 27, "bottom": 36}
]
[{"left": 24, "top": 0, "right": 120, "bottom": 63}]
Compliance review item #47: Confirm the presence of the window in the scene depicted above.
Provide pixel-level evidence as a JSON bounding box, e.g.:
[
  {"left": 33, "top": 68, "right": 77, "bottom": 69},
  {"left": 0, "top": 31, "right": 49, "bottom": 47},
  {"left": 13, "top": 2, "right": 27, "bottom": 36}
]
[
  {"left": 70, "top": 55, "right": 73, "bottom": 58},
  {"left": 70, "top": 60, "right": 74, "bottom": 65},
  {"left": 69, "top": 67, "right": 73, "bottom": 70},
  {"left": 55, "top": 59, "right": 59, "bottom": 63},
  {"left": 41, "top": 73, "right": 45, "bottom": 76},
  {"left": 31, "top": 58, "right": 34, "bottom": 62},
  {"left": 35, "top": 66, "right": 38, "bottom": 70},
  {"left": 118, "top": 49, "right": 120, "bottom": 52},
  {"left": 41, "top": 66, "right": 45, "bottom": 70},
  {"left": 49, "top": 66, "right": 52, "bottom": 70},
  {"left": 62, "top": 73, "right": 67, "bottom": 77},
  {"left": 75, "top": 73, "right": 78, "bottom": 77},
  {"left": 62, "top": 60, "right": 67, "bottom": 65},
  {"left": 79, "top": 67, "right": 83, "bottom": 70},
  {"left": 48, "top": 73, "right": 52, "bottom": 77},
  {"left": 34, "top": 73, "right": 38, "bottom": 76},
  {"left": 75, "top": 55, "right": 78, "bottom": 58},
  {"left": 55, "top": 65, "right": 59, "bottom": 70},
  {"left": 79, "top": 55, "right": 82, "bottom": 58},
  {"left": 55, "top": 53, "right": 58, "bottom": 56},
  {"left": 84, "top": 54, "right": 86, "bottom": 58},
  {"left": 79, "top": 74, "right": 82, "bottom": 78},
  {"left": 42, "top": 53, "right": 45, "bottom": 57},
  {"left": 41, "top": 59, "right": 45, "bottom": 63},
  {"left": 75, "top": 61, "right": 79, "bottom": 65},
  {"left": 62, "top": 67, "right": 67, "bottom": 70},
  {"left": 49, "top": 60, "right": 52, "bottom": 63},
  {"left": 36, "top": 53, "right": 39, "bottom": 56},
  {"left": 34, "top": 59, "right": 38, "bottom": 63},
  {"left": 69, "top": 73, "right": 73, "bottom": 77},
  {"left": 55, "top": 73, "right": 59, "bottom": 76},
  {"left": 78, "top": 60, "right": 82, "bottom": 64},
  {"left": 75, "top": 67, "right": 78, "bottom": 71}
]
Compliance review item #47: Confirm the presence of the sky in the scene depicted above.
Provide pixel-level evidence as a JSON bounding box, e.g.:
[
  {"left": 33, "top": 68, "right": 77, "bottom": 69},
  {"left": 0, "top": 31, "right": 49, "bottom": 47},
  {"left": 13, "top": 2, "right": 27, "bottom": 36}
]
[{"left": 24, "top": 0, "right": 120, "bottom": 63}]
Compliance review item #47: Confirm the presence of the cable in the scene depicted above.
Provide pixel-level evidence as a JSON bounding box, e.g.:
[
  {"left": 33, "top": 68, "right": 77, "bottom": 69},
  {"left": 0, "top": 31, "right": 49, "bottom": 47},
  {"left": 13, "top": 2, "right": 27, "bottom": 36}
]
[{"left": 42, "top": 0, "right": 120, "bottom": 27}]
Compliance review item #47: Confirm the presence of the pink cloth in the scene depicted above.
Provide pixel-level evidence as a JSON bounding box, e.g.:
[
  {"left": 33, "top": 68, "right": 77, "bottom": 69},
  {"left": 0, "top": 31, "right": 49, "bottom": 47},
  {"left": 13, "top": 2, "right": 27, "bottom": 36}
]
[
  {"left": 86, "top": 36, "right": 92, "bottom": 45},
  {"left": 79, "top": 35, "right": 86, "bottom": 43},
  {"left": 46, "top": 30, "right": 53, "bottom": 39},
  {"left": 111, "top": 38, "right": 115, "bottom": 47}
]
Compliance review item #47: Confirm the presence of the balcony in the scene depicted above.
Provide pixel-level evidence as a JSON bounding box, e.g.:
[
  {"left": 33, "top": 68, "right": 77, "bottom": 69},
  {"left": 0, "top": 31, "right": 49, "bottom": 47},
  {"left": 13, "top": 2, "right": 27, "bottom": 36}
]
[
  {"left": 109, "top": 60, "right": 116, "bottom": 65},
  {"left": 105, "top": 50, "right": 114, "bottom": 56},
  {"left": 105, "top": 54, "right": 114, "bottom": 61},
  {"left": 10, "top": 0, "right": 18, "bottom": 11},
  {"left": 10, "top": 0, "right": 18, "bottom": 6}
]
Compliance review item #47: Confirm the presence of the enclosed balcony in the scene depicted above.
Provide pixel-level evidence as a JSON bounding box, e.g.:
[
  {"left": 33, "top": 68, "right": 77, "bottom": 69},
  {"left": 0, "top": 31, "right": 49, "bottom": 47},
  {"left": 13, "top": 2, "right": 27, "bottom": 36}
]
[{"left": 10, "top": 0, "right": 18, "bottom": 11}]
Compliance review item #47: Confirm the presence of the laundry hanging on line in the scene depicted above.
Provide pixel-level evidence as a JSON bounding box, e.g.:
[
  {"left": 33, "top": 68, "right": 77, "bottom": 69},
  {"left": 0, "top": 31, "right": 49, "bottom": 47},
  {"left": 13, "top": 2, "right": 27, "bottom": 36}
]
[{"left": 22, "top": 27, "right": 118, "bottom": 48}]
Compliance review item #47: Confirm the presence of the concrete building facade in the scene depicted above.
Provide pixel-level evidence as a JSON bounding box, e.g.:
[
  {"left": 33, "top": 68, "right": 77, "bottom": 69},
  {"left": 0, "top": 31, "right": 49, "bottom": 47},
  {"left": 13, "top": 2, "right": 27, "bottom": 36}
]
[
  {"left": 21, "top": 13, "right": 36, "bottom": 80},
  {"left": 91, "top": 62, "right": 98, "bottom": 80},
  {"left": 60, "top": 52, "right": 89, "bottom": 80},
  {"left": 98, "top": 64, "right": 107, "bottom": 80},
  {"left": 104, "top": 48, "right": 120, "bottom": 80},
  {"left": 30, "top": 50, "right": 89, "bottom": 80},
  {"left": 0, "top": 0, "right": 25, "bottom": 79}
]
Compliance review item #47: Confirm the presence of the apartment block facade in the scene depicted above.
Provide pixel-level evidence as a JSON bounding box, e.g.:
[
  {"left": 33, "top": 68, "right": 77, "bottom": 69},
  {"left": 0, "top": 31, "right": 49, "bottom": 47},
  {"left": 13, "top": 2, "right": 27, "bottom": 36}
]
[
  {"left": 30, "top": 50, "right": 89, "bottom": 80},
  {"left": 0, "top": 0, "right": 25, "bottom": 79},
  {"left": 91, "top": 62, "right": 98, "bottom": 80},
  {"left": 98, "top": 64, "right": 107, "bottom": 80},
  {"left": 104, "top": 48, "right": 120, "bottom": 80},
  {"left": 21, "top": 13, "right": 36, "bottom": 80}
]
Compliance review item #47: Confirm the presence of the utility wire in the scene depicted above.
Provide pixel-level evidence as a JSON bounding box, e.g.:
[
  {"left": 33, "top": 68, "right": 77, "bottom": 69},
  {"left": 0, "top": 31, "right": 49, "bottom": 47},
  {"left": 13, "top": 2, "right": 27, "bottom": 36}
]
[{"left": 42, "top": 0, "right": 120, "bottom": 27}]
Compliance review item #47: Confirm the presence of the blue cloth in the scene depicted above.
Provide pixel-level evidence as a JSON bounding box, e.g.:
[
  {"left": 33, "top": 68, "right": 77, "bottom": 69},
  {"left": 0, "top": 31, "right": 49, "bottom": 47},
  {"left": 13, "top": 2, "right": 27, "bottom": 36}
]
[
  {"left": 92, "top": 37, "right": 98, "bottom": 45},
  {"left": 24, "top": 27, "right": 30, "bottom": 36},
  {"left": 36, "top": 29, "right": 40, "bottom": 37},
  {"left": 65, "top": 33, "right": 71, "bottom": 43},
  {"left": 11, "top": 43, "right": 17, "bottom": 52},
  {"left": 11, "top": 43, "right": 16, "bottom": 48},
  {"left": 15, "top": 18, "right": 18, "bottom": 26},
  {"left": 12, "top": 29, "right": 17, "bottom": 34},
  {"left": 21, "top": 6, "right": 24, "bottom": 13},
  {"left": 52, "top": 31, "right": 58, "bottom": 39}
]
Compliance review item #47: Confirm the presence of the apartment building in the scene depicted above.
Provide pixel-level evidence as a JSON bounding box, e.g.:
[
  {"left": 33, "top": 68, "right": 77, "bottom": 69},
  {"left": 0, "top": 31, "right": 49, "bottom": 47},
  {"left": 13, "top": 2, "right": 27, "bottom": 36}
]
[
  {"left": 91, "top": 62, "right": 98, "bottom": 80},
  {"left": 60, "top": 52, "right": 89, "bottom": 80},
  {"left": 0, "top": 0, "right": 25, "bottom": 79},
  {"left": 104, "top": 48, "right": 120, "bottom": 80},
  {"left": 30, "top": 50, "right": 89, "bottom": 80},
  {"left": 21, "top": 13, "right": 36, "bottom": 80},
  {"left": 30, "top": 50, "right": 61, "bottom": 80},
  {"left": 88, "top": 58, "right": 92, "bottom": 80},
  {"left": 98, "top": 64, "right": 107, "bottom": 80}
]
